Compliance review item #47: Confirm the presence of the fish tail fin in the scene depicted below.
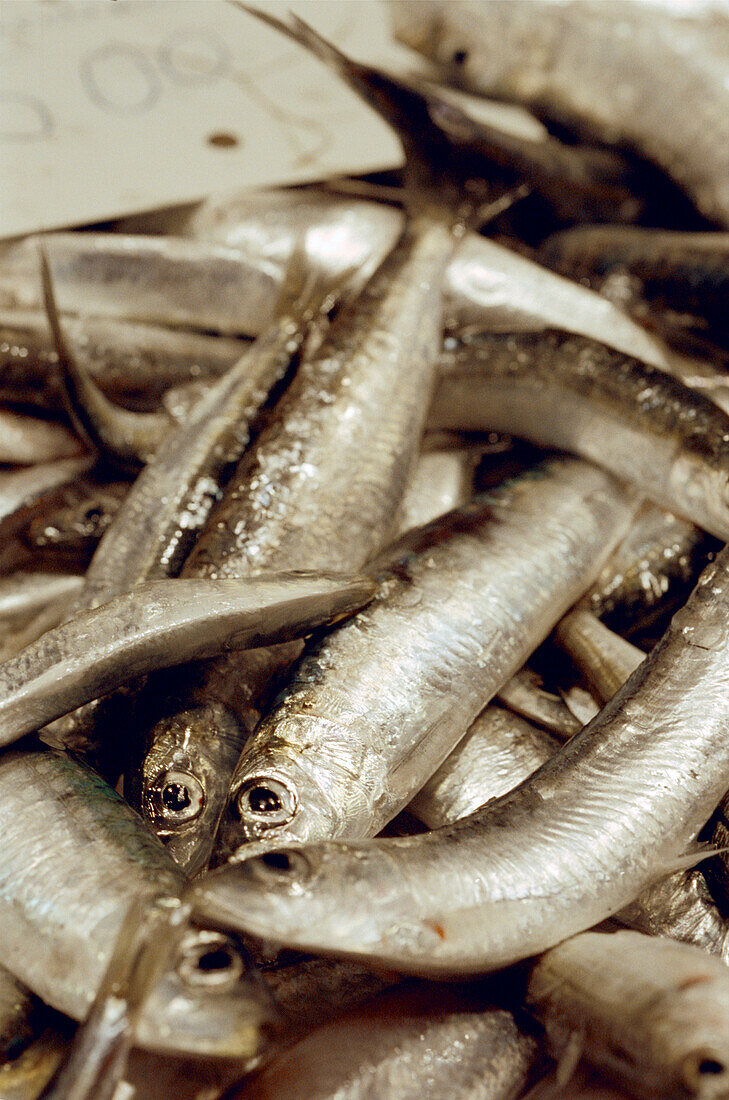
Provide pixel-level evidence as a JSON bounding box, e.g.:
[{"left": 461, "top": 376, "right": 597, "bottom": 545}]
[
  {"left": 39, "top": 246, "right": 169, "bottom": 470},
  {"left": 655, "top": 840, "right": 729, "bottom": 878},
  {"left": 272, "top": 242, "right": 360, "bottom": 333},
  {"left": 233, "top": 5, "right": 488, "bottom": 224}
]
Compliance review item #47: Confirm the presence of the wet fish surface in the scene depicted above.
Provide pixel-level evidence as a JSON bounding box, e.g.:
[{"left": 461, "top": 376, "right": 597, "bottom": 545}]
[
  {"left": 217, "top": 457, "right": 634, "bottom": 859},
  {"left": 191, "top": 542, "right": 729, "bottom": 975}
]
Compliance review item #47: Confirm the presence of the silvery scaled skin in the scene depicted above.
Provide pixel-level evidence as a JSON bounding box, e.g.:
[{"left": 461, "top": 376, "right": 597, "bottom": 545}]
[
  {"left": 391, "top": 0, "right": 729, "bottom": 227},
  {"left": 0, "top": 309, "right": 245, "bottom": 411},
  {"left": 431, "top": 328, "right": 729, "bottom": 540},
  {"left": 409, "top": 704, "right": 561, "bottom": 829},
  {"left": 228, "top": 985, "right": 540, "bottom": 1100},
  {"left": 0, "top": 573, "right": 83, "bottom": 627},
  {"left": 214, "top": 457, "right": 636, "bottom": 857},
  {"left": 0, "top": 748, "right": 272, "bottom": 1060},
  {"left": 192, "top": 543, "right": 729, "bottom": 975},
  {"left": 64, "top": 258, "right": 335, "bottom": 616},
  {"left": 0, "top": 458, "right": 93, "bottom": 561},
  {"left": 496, "top": 667, "right": 582, "bottom": 739},
  {"left": 0, "top": 573, "right": 375, "bottom": 752},
  {"left": 170, "top": 184, "right": 668, "bottom": 365},
  {"left": 541, "top": 226, "right": 729, "bottom": 347},
  {"left": 135, "top": 442, "right": 474, "bottom": 873},
  {"left": 527, "top": 930, "right": 729, "bottom": 1099}
]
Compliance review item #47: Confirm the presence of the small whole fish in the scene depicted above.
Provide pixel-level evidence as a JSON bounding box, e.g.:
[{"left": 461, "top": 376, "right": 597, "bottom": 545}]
[
  {"left": 213, "top": 456, "right": 635, "bottom": 858},
  {"left": 0, "top": 457, "right": 94, "bottom": 572},
  {"left": 0, "top": 573, "right": 374, "bottom": 754},
  {"left": 229, "top": 985, "right": 541, "bottom": 1100},
  {"left": 390, "top": 0, "right": 729, "bottom": 227},
  {"left": 191, "top": 542, "right": 729, "bottom": 976},
  {"left": 0, "top": 572, "right": 83, "bottom": 627},
  {"left": 431, "top": 328, "right": 729, "bottom": 540},
  {"left": 527, "top": 930, "right": 729, "bottom": 1100},
  {"left": 496, "top": 667, "right": 582, "bottom": 740}
]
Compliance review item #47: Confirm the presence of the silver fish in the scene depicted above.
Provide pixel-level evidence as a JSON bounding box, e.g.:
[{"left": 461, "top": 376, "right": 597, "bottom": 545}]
[
  {"left": 527, "top": 929, "right": 729, "bottom": 1100},
  {"left": 226, "top": 985, "right": 540, "bottom": 1100},
  {"left": 431, "top": 328, "right": 729, "bottom": 540},
  {"left": 214, "top": 457, "right": 635, "bottom": 858},
  {"left": 496, "top": 667, "right": 582, "bottom": 739},
  {"left": 0, "top": 747, "right": 271, "bottom": 1060},
  {"left": 395, "top": 442, "right": 477, "bottom": 535},
  {"left": 143, "top": 9, "right": 493, "bottom": 862},
  {"left": 0, "top": 407, "right": 82, "bottom": 466},
  {"left": 391, "top": 0, "right": 729, "bottom": 227},
  {"left": 0, "top": 308, "right": 245, "bottom": 412},
  {"left": 554, "top": 608, "right": 646, "bottom": 706},
  {"left": 0, "top": 573, "right": 375, "bottom": 753},
  {"left": 23, "top": 481, "right": 128, "bottom": 564},
  {"left": 191, "top": 542, "right": 729, "bottom": 975},
  {"left": 1, "top": 212, "right": 668, "bottom": 368}
]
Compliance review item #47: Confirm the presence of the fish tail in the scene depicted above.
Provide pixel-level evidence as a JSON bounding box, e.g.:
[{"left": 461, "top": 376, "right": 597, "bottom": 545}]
[
  {"left": 234, "top": 4, "right": 484, "bottom": 224},
  {"left": 39, "top": 246, "right": 169, "bottom": 470}
]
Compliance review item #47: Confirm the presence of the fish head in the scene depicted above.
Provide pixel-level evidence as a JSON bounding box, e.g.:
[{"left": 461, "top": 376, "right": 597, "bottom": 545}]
[
  {"left": 213, "top": 727, "right": 351, "bottom": 863},
  {"left": 389, "top": 0, "right": 560, "bottom": 102},
  {"left": 190, "top": 841, "right": 434, "bottom": 968},
  {"left": 141, "top": 705, "right": 245, "bottom": 877},
  {"left": 136, "top": 922, "right": 284, "bottom": 1066}
]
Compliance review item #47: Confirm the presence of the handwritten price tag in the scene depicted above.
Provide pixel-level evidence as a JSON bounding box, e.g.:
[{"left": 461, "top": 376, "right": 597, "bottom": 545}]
[{"left": 0, "top": 0, "right": 408, "bottom": 239}]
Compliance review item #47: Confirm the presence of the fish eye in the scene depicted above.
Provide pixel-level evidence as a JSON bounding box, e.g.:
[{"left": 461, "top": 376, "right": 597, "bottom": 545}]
[
  {"left": 249, "top": 848, "right": 311, "bottom": 882},
  {"left": 681, "top": 1049, "right": 727, "bottom": 1091},
  {"left": 176, "top": 930, "right": 243, "bottom": 991},
  {"left": 236, "top": 776, "right": 297, "bottom": 829},
  {"left": 154, "top": 770, "right": 205, "bottom": 823}
]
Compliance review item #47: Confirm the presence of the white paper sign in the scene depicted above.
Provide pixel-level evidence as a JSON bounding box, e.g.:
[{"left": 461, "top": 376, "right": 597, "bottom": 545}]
[{"left": 0, "top": 0, "right": 411, "bottom": 239}]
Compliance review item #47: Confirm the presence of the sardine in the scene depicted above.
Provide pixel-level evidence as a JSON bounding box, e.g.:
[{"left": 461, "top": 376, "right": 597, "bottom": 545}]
[
  {"left": 395, "top": 442, "right": 477, "bottom": 535},
  {"left": 0, "top": 309, "right": 245, "bottom": 412},
  {"left": 0, "top": 747, "right": 272, "bottom": 1060},
  {"left": 390, "top": 0, "right": 729, "bottom": 227},
  {"left": 541, "top": 226, "right": 729, "bottom": 349},
  {"left": 1, "top": 213, "right": 668, "bottom": 368},
  {"left": 139, "top": 9, "right": 502, "bottom": 861},
  {"left": 0, "top": 408, "right": 82, "bottom": 466},
  {"left": 431, "top": 328, "right": 729, "bottom": 540},
  {"left": 584, "top": 502, "right": 715, "bottom": 635},
  {"left": 214, "top": 457, "right": 635, "bottom": 858},
  {"left": 227, "top": 985, "right": 540, "bottom": 1100},
  {"left": 191, "top": 542, "right": 729, "bottom": 975},
  {"left": 496, "top": 667, "right": 582, "bottom": 740},
  {"left": 0, "top": 573, "right": 375, "bottom": 752},
  {"left": 527, "top": 929, "right": 729, "bottom": 1100}
]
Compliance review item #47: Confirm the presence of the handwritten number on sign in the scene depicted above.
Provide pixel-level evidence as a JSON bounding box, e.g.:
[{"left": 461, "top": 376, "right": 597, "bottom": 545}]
[{"left": 80, "top": 42, "right": 161, "bottom": 114}]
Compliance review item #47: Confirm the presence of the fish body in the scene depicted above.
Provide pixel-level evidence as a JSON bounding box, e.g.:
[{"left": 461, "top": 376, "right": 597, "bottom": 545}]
[
  {"left": 432, "top": 328, "right": 729, "bottom": 540},
  {"left": 528, "top": 929, "right": 729, "bottom": 1100},
  {"left": 0, "top": 458, "right": 93, "bottom": 572},
  {"left": 0, "top": 408, "right": 82, "bottom": 466},
  {"left": 391, "top": 0, "right": 729, "bottom": 227},
  {"left": 192, "top": 542, "right": 729, "bottom": 975},
  {"left": 0, "top": 573, "right": 374, "bottom": 754},
  {"left": 0, "top": 747, "right": 270, "bottom": 1059},
  {"left": 214, "top": 457, "right": 635, "bottom": 857},
  {"left": 229, "top": 985, "right": 540, "bottom": 1100},
  {"left": 541, "top": 226, "right": 729, "bottom": 347}
]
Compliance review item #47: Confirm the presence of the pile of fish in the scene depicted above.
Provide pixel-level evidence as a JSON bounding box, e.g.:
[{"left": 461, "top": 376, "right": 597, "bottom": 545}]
[{"left": 6, "top": 2, "right": 729, "bottom": 1096}]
